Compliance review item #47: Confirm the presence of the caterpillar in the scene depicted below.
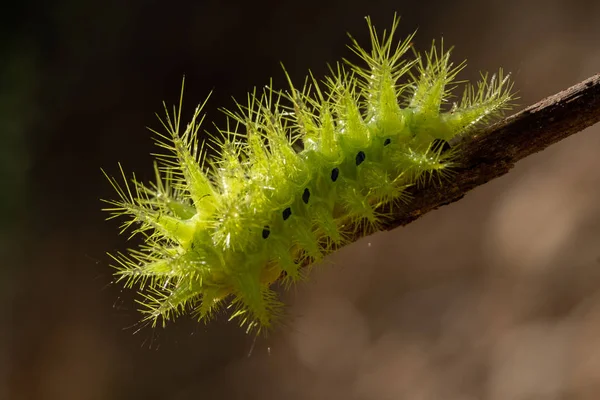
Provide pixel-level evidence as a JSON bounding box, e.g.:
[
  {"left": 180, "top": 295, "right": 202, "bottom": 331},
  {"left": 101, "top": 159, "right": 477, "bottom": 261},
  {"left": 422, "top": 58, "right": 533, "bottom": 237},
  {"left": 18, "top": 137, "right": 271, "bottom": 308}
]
[{"left": 102, "top": 15, "right": 514, "bottom": 334}]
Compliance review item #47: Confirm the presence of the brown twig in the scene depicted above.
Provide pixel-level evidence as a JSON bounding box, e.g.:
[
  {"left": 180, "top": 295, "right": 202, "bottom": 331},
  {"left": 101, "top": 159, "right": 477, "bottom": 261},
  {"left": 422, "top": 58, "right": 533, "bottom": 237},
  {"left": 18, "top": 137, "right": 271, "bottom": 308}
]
[{"left": 381, "top": 73, "right": 600, "bottom": 231}]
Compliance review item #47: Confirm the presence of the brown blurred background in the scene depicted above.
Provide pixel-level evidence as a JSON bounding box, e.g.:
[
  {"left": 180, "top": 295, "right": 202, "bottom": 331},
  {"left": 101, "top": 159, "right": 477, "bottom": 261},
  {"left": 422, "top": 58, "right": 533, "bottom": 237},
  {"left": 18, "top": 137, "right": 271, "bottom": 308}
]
[{"left": 2, "top": 0, "right": 600, "bottom": 399}]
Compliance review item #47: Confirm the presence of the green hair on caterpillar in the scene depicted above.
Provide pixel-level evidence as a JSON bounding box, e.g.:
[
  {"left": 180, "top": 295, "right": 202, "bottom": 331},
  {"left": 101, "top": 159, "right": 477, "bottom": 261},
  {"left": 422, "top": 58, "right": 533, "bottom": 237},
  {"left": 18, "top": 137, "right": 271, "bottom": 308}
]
[{"left": 102, "top": 14, "right": 515, "bottom": 334}]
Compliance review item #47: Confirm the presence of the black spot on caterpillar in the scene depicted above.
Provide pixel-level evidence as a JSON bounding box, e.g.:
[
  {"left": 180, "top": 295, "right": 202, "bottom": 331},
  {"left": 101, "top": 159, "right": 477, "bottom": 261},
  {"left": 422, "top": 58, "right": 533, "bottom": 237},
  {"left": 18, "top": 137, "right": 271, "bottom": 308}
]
[
  {"left": 355, "top": 151, "right": 366, "bottom": 166},
  {"left": 331, "top": 168, "right": 340, "bottom": 182},
  {"left": 102, "top": 14, "right": 514, "bottom": 334},
  {"left": 302, "top": 188, "right": 310, "bottom": 204},
  {"left": 262, "top": 226, "right": 270, "bottom": 239},
  {"left": 282, "top": 207, "right": 292, "bottom": 221}
]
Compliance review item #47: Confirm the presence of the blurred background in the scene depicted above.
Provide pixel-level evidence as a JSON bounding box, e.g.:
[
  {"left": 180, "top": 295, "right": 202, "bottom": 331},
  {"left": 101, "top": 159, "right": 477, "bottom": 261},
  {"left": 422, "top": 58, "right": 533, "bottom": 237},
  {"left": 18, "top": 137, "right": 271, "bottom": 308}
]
[{"left": 2, "top": 0, "right": 600, "bottom": 399}]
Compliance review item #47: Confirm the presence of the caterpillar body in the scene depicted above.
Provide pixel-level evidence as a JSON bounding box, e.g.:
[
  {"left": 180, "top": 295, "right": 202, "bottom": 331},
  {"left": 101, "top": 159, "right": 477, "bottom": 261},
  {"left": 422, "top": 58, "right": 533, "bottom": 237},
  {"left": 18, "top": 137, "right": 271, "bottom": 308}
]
[{"left": 103, "top": 15, "right": 514, "bottom": 334}]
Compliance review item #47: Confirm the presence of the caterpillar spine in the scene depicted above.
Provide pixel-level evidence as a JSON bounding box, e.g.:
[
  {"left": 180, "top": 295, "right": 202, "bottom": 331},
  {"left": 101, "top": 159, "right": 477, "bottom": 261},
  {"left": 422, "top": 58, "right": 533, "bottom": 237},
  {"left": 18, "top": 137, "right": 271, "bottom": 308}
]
[{"left": 102, "top": 15, "right": 514, "bottom": 334}]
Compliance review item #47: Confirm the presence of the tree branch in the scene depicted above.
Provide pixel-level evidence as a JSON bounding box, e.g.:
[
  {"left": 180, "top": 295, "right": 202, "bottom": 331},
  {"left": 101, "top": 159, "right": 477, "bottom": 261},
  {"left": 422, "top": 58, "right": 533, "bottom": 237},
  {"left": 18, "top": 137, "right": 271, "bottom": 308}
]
[{"left": 382, "top": 73, "right": 600, "bottom": 231}]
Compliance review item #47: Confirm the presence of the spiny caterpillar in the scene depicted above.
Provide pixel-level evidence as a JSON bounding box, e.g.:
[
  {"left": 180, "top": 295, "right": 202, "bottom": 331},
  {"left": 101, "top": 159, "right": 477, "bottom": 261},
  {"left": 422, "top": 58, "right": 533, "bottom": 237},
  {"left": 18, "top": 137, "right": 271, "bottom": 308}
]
[{"left": 103, "top": 15, "right": 514, "bottom": 334}]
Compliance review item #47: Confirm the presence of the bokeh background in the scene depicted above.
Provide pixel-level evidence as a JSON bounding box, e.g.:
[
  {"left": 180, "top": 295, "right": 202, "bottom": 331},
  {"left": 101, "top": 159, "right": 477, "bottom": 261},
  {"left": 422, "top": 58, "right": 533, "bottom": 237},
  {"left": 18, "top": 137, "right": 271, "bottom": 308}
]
[{"left": 3, "top": 0, "right": 600, "bottom": 399}]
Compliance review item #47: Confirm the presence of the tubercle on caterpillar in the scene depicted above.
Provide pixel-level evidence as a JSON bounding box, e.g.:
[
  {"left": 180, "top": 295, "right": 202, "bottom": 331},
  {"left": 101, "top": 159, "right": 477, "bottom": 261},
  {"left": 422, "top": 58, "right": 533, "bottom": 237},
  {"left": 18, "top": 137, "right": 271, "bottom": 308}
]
[{"left": 102, "top": 14, "right": 515, "bottom": 334}]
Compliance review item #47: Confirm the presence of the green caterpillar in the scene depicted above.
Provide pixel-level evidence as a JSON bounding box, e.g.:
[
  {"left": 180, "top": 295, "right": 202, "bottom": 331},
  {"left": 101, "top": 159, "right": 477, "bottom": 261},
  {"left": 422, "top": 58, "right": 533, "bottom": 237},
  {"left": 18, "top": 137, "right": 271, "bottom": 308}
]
[{"left": 103, "top": 15, "right": 514, "bottom": 334}]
